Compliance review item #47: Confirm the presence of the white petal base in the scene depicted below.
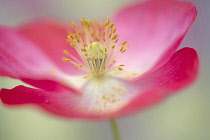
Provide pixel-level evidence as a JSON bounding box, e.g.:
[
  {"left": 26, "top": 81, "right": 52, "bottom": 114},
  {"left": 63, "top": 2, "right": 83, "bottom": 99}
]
[{"left": 76, "top": 75, "right": 137, "bottom": 115}]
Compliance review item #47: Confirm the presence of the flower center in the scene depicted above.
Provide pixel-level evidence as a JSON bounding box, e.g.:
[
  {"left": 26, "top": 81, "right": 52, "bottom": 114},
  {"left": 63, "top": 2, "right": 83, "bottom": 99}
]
[
  {"left": 76, "top": 76, "right": 135, "bottom": 115},
  {"left": 62, "top": 18, "right": 129, "bottom": 76},
  {"left": 61, "top": 18, "right": 133, "bottom": 114}
]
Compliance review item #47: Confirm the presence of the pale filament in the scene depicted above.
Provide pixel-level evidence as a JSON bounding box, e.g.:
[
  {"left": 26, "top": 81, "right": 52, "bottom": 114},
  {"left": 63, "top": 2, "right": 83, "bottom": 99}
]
[{"left": 63, "top": 18, "right": 129, "bottom": 76}]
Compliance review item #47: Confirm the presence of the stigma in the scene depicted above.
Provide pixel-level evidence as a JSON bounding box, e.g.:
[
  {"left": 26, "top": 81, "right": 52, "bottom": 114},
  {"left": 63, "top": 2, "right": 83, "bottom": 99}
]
[{"left": 62, "top": 18, "right": 129, "bottom": 76}]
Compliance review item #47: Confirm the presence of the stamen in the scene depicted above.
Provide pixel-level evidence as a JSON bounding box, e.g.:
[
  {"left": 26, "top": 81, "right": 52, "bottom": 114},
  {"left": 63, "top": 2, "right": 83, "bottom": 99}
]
[
  {"left": 72, "top": 22, "right": 76, "bottom": 28},
  {"left": 121, "top": 40, "right": 127, "bottom": 46},
  {"left": 63, "top": 50, "right": 70, "bottom": 55},
  {"left": 62, "top": 57, "right": 71, "bottom": 62},
  {"left": 63, "top": 18, "right": 129, "bottom": 75}
]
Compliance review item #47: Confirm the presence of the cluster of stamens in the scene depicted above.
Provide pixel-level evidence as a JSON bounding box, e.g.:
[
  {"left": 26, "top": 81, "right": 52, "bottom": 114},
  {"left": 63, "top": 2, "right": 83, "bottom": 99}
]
[{"left": 62, "top": 18, "right": 129, "bottom": 76}]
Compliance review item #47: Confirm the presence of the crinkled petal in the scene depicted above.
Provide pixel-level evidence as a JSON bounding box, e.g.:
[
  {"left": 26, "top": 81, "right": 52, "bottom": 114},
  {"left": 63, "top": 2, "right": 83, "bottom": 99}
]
[
  {"left": 113, "top": 0, "right": 197, "bottom": 74},
  {"left": 0, "top": 26, "right": 79, "bottom": 93},
  {"left": 0, "top": 85, "right": 84, "bottom": 118},
  {"left": 115, "top": 47, "right": 199, "bottom": 116},
  {"left": 0, "top": 85, "right": 113, "bottom": 119},
  {"left": 17, "top": 19, "right": 84, "bottom": 75}
]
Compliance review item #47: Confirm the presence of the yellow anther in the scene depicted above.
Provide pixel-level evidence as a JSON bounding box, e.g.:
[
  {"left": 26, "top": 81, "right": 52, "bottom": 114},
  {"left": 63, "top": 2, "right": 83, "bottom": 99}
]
[
  {"left": 110, "top": 99, "right": 117, "bottom": 103},
  {"left": 118, "top": 67, "right": 123, "bottom": 71},
  {"left": 62, "top": 57, "right": 71, "bottom": 62},
  {"left": 76, "top": 38, "right": 80, "bottom": 43},
  {"left": 74, "top": 34, "right": 79, "bottom": 38},
  {"left": 109, "top": 23, "right": 114, "bottom": 29},
  {"left": 81, "top": 48, "right": 86, "bottom": 52},
  {"left": 114, "top": 39, "right": 119, "bottom": 43},
  {"left": 112, "top": 34, "right": 119, "bottom": 40},
  {"left": 80, "top": 19, "right": 85, "bottom": 25},
  {"left": 64, "top": 59, "right": 71, "bottom": 62},
  {"left": 70, "top": 43, "right": 75, "bottom": 47},
  {"left": 116, "top": 88, "right": 121, "bottom": 92},
  {"left": 122, "top": 40, "right": 127, "bottom": 46},
  {"left": 83, "top": 43, "right": 87, "bottom": 46},
  {"left": 74, "top": 65, "right": 79, "bottom": 68},
  {"left": 132, "top": 73, "right": 138, "bottom": 76},
  {"left": 72, "top": 22, "right": 76, "bottom": 28},
  {"left": 104, "top": 18, "right": 110, "bottom": 26},
  {"left": 68, "top": 34, "right": 74, "bottom": 39},
  {"left": 83, "top": 75, "right": 89, "bottom": 79},
  {"left": 120, "top": 47, "right": 124, "bottom": 52},
  {"left": 125, "top": 46, "right": 129, "bottom": 49},
  {"left": 95, "top": 37, "right": 100, "bottom": 41},
  {"left": 91, "top": 31, "right": 94, "bottom": 37},
  {"left": 106, "top": 98, "right": 111, "bottom": 102},
  {"left": 103, "top": 37, "right": 106, "bottom": 42},
  {"left": 120, "top": 46, "right": 129, "bottom": 53},
  {"left": 121, "top": 50, "right": 126, "bottom": 53},
  {"left": 79, "top": 64, "right": 83, "bottom": 68},
  {"left": 63, "top": 50, "right": 70, "bottom": 55},
  {"left": 77, "top": 30, "right": 82, "bottom": 36}
]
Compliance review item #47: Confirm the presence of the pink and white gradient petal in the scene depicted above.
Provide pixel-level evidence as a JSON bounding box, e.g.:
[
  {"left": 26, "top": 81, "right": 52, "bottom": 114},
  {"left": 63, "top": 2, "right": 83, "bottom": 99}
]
[
  {"left": 0, "top": 85, "right": 114, "bottom": 119},
  {"left": 113, "top": 0, "right": 197, "bottom": 75},
  {"left": 116, "top": 47, "right": 199, "bottom": 116},
  {"left": 0, "top": 86, "right": 83, "bottom": 118},
  {"left": 17, "top": 19, "right": 85, "bottom": 75},
  {"left": 0, "top": 26, "right": 80, "bottom": 93}
]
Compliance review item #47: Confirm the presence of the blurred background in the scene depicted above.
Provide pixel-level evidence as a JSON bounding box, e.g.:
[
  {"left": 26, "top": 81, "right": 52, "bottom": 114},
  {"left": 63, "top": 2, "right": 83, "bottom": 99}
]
[{"left": 0, "top": 0, "right": 209, "bottom": 140}]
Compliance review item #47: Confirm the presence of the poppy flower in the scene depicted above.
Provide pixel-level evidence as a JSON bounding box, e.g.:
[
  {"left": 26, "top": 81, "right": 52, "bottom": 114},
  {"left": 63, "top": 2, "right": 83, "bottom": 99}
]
[{"left": 0, "top": 0, "right": 198, "bottom": 120}]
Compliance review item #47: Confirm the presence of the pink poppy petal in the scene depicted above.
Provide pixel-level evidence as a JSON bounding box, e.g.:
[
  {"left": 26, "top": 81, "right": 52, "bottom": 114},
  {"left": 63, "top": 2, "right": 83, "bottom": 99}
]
[
  {"left": 116, "top": 47, "right": 199, "bottom": 116},
  {"left": 113, "top": 0, "right": 197, "bottom": 74},
  {"left": 0, "top": 86, "right": 114, "bottom": 119},
  {"left": 0, "top": 47, "right": 198, "bottom": 120},
  {"left": 0, "top": 86, "right": 84, "bottom": 118},
  {"left": 0, "top": 26, "right": 76, "bottom": 93},
  {"left": 17, "top": 19, "right": 84, "bottom": 75},
  {"left": 0, "top": 86, "right": 48, "bottom": 105}
]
